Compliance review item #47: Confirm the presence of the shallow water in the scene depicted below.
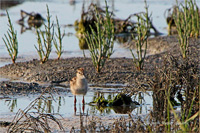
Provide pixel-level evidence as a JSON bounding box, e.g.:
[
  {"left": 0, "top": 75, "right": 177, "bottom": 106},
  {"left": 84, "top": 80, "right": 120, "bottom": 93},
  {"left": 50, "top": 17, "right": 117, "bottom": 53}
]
[
  {"left": 0, "top": 0, "right": 194, "bottom": 119},
  {"left": 0, "top": 86, "right": 153, "bottom": 118},
  {"left": 2, "top": 0, "right": 199, "bottom": 61}
]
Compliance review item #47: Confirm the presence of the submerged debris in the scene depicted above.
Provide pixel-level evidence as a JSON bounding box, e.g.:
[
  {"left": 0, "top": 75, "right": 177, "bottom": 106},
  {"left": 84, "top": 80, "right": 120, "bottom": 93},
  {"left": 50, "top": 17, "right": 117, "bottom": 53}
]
[
  {"left": 165, "top": 3, "right": 200, "bottom": 36},
  {"left": 17, "top": 10, "right": 45, "bottom": 33},
  {"left": 90, "top": 93, "right": 140, "bottom": 114},
  {"left": 0, "top": 121, "right": 12, "bottom": 127},
  {"left": 75, "top": 3, "right": 159, "bottom": 36},
  {"left": 75, "top": 2, "right": 160, "bottom": 49},
  {"left": 109, "top": 93, "right": 135, "bottom": 106},
  {"left": 164, "top": 6, "right": 178, "bottom": 35}
]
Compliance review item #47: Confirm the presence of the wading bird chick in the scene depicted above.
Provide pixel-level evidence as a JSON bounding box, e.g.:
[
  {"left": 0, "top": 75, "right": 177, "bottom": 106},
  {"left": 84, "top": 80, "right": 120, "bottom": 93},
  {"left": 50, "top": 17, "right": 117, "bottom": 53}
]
[{"left": 70, "top": 68, "right": 88, "bottom": 105}]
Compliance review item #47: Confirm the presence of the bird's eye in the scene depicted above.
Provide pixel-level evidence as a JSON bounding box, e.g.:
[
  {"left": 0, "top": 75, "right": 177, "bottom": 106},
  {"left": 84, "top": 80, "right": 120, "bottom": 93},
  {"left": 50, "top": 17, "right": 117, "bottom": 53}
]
[{"left": 78, "top": 72, "right": 82, "bottom": 74}]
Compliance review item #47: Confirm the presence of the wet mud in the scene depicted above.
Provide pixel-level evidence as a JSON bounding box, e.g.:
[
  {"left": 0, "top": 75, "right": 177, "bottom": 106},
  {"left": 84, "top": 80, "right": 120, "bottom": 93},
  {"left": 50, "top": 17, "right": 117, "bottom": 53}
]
[{"left": 0, "top": 35, "right": 199, "bottom": 95}]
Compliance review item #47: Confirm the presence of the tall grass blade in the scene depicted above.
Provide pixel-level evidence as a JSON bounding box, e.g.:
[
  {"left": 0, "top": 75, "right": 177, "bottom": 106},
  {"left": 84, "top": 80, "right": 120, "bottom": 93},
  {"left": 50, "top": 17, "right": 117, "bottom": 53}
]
[
  {"left": 2, "top": 10, "right": 18, "bottom": 63},
  {"left": 85, "top": 0, "right": 114, "bottom": 73},
  {"left": 34, "top": 5, "right": 53, "bottom": 64}
]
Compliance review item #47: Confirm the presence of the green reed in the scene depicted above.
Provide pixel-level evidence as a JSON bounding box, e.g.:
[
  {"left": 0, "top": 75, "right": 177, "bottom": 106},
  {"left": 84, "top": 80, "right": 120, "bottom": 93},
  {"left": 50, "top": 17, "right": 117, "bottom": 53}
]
[
  {"left": 35, "top": 5, "right": 54, "bottom": 64},
  {"left": 188, "top": 0, "right": 199, "bottom": 37},
  {"left": 5, "top": 99, "right": 17, "bottom": 112},
  {"left": 150, "top": 55, "right": 199, "bottom": 132},
  {"left": 166, "top": 88, "right": 198, "bottom": 132},
  {"left": 8, "top": 91, "right": 65, "bottom": 132},
  {"left": 2, "top": 11, "right": 18, "bottom": 64},
  {"left": 53, "top": 16, "right": 65, "bottom": 60},
  {"left": 173, "top": 0, "right": 199, "bottom": 58},
  {"left": 85, "top": 0, "right": 114, "bottom": 73},
  {"left": 130, "top": 0, "right": 150, "bottom": 71}
]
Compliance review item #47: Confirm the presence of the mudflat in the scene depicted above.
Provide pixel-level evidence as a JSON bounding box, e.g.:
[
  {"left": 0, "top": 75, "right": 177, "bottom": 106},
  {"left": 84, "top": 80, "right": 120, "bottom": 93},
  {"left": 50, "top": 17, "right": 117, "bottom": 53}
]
[
  {"left": 0, "top": 35, "right": 199, "bottom": 132},
  {"left": 0, "top": 35, "right": 199, "bottom": 90}
]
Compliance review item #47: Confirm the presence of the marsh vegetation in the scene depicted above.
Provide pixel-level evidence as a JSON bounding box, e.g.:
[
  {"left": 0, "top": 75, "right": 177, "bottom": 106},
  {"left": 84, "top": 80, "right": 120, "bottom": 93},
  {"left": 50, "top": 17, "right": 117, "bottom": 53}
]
[
  {"left": 0, "top": 0, "right": 200, "bottom": 132},
  {"left": 2, "top": 11, "right": 18, "bottom": 64}
]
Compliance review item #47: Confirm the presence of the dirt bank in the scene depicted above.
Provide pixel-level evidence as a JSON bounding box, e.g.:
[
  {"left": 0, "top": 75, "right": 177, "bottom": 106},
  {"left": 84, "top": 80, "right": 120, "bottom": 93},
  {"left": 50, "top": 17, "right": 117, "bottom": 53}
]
[{"left": 0, "top": 35, "right": 199, "bottom": 86}]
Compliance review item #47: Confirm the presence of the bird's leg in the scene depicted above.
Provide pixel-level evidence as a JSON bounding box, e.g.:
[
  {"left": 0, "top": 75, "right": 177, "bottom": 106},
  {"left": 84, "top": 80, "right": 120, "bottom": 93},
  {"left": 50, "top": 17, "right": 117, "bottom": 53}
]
[
  {"left": 74, "top": 96, "right": 77, "bottom": 105},
  {"left": 82, "top": 96, "right": 85, "bottom": 105},
  {"left": 74, "top": 96, "right": 77, "bottom": 115},
  {"left": 82, "top": 96, "right": 85, "bottom": 114},
  {"left": 74, "top": 104, "right": 77, "bottom": 116},
  {"left": 82, "top": 103, "right": 85, "bottom": 114}
]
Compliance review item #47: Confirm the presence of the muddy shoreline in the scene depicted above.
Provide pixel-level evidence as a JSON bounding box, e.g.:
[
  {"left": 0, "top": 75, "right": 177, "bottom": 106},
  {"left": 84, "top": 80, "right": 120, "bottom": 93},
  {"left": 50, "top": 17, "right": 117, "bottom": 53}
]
[
  {"left": 0, "top": 35, "right": 199, "bottom": 132},
  {"left": 0, "top": 35, "right": 200, "bottom": 95}
]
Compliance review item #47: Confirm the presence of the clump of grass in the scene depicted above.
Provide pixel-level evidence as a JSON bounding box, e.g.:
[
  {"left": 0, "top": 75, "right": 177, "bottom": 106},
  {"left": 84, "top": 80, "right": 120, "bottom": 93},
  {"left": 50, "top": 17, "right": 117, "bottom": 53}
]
[
  {"left": 187, "top": 0, "right": 200, "bottom": 37},
  {"left": 7, "top": 92, "right": 65, "bottom": 132},
  {"left": 173, "top": 0, "right": 199, "bottom": 58},
  {"left": 130, "top": 0, "right": 150, "bottom": 71},
  {"left": 2, "top": 11, "right": 18, "bottom": 64},
  {"left": 85, "top": 0, "right": 114, "bottom": 73},
  {"left": 53, "top": 16, "right": 65, "bottom": 60},
  {"left": 149, "top": 54, "right": 199, "bottom": 132},
  {"left": 71, "top": 113, "right": 148, "bottom": 132},
  {"left": 35, "top": 5, "right": 54, "bottom": 64},
  {"left": 166, "top": 88, "right": 199, "bottom": 132}
]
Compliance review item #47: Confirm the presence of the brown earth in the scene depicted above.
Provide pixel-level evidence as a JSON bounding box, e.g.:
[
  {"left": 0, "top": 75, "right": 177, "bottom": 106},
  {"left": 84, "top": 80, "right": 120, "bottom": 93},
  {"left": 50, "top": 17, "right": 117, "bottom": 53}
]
[{"left": 0, "top": 35, "right": 199, "bottom": 93}]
